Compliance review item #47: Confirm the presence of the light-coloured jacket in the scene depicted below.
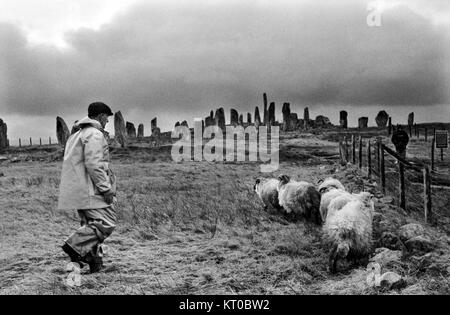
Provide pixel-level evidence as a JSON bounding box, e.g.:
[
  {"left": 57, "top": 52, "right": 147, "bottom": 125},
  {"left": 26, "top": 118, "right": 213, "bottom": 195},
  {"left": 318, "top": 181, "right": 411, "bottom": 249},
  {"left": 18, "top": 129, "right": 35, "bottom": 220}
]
[{"left": 58, "top": 117, "right": 116, "bottom": 210}]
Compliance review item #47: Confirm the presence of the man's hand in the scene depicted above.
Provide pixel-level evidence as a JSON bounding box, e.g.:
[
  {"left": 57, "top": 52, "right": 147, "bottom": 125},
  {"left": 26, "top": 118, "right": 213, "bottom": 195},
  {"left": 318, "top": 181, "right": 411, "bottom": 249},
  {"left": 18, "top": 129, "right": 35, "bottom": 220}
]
[{"left": 103, "top": 190, "right": 115, "bottom": 205}]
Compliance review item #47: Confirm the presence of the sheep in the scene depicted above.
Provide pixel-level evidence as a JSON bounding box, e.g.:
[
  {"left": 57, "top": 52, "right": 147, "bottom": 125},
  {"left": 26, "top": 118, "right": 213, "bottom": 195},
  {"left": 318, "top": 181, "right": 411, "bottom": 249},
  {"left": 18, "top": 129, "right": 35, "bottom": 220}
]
[
  {"left": 253, "top": 178, "right": 283, "bottom": 212},
  {"left": 317, "top": 178, "right": 349, "bottom": 222},
  {"left": 276, "top": 175, "right": 322, "bottom": 225},
  {"left": 323, "top": 191, "right": 375, "bottom": 273}
]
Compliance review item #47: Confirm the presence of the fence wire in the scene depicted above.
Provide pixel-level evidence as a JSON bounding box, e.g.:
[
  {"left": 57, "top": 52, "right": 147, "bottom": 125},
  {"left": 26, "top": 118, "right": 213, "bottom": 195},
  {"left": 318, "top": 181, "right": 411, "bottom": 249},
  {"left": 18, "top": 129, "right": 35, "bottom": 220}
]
[{"left": 344, "top": 136, "right": 450, "bottom": 228}]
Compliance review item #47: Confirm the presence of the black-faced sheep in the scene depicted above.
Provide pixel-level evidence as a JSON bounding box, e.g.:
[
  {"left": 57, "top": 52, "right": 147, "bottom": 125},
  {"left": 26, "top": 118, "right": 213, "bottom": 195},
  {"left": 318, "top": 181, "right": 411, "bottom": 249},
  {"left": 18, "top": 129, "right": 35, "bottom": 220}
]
[
  {"left": 317, "top": 178, "right": 349, "bottom": 222},
  {"left": 323, "top": 192, "right": 375, "bottom": 273},
  {"left": 276, "top": 175, "right": 322, "bottom": 225},
  {"left": 254, "top": 178, "right": 283, "bottom": 212}
]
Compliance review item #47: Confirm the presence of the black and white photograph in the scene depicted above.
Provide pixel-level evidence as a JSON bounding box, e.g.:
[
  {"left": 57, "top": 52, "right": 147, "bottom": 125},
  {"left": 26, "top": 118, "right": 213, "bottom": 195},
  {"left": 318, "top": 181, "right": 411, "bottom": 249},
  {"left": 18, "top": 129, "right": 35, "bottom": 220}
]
[{"left": 0, "top": 0, "right": 449, "bottom": 297}]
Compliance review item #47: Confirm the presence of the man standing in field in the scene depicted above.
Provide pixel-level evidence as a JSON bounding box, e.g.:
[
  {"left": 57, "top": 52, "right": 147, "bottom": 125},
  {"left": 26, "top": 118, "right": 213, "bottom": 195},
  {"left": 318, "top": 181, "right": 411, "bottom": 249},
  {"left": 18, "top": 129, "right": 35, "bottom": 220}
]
[{"left": 58, "top": 102, "right": 117, "bottom": 273}]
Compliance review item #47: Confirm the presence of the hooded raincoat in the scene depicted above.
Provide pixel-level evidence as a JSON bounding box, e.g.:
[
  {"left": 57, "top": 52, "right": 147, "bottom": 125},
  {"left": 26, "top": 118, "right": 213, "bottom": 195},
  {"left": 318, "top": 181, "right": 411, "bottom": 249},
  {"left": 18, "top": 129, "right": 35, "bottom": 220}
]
[{"left": 58, "top": 117, "right": 116, "bottom": 210}]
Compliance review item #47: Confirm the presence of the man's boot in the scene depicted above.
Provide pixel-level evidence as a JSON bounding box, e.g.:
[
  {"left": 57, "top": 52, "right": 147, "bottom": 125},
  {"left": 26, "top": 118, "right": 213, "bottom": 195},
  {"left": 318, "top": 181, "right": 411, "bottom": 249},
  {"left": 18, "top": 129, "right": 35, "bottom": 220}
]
[
  {"left": 85, "top": 245, "right": 104, "bottom": 273},
  {"left": 62, "top": 243, "right": 85, "bottom": 268}
]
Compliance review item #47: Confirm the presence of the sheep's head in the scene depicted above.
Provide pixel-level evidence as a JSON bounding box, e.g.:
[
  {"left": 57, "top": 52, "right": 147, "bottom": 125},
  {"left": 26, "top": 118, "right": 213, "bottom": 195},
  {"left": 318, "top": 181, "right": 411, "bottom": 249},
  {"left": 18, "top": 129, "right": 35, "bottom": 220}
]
[
  {"left": 277, "top": 174, "right": 290, "bottom": 186},
  {"left": 253, "top": 178, "right": 261, "bottom": 193},
  {"left": 337, "top": 243, "right": 350, "bottom": 259},
  {"left": 318, "top": 177, "right": 345, "bottom": 194}
]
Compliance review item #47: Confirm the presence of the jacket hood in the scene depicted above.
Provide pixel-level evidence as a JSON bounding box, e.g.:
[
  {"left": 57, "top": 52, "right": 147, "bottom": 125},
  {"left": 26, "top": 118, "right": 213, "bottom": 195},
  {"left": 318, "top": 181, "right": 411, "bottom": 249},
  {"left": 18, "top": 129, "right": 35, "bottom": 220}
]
[{"left": 75, "top": 116, "right": 103, "bottom": 131}]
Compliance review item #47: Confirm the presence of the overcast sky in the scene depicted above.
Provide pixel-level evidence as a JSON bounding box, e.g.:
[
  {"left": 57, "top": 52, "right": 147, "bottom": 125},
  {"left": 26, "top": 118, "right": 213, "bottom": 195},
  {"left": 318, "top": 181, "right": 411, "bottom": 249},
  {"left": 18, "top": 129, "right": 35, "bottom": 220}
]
[{"left": 1, "top": 0, "right": 450, "bottom": 141}]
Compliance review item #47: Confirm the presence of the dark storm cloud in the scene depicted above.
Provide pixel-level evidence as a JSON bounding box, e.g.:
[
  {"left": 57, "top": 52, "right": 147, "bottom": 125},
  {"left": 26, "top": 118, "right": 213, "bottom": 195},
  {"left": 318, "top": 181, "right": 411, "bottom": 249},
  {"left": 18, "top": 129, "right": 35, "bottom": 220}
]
[{"left": 1, "top": 0, "right": 449, "bottom": 124}]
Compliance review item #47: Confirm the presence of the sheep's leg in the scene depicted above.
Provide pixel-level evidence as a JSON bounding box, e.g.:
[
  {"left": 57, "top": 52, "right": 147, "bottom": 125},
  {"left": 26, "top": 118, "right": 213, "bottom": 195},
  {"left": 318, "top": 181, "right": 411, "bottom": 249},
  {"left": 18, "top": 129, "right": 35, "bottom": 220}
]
[{"left": 329, "top": 244, "right": 339, "bottom": 274}]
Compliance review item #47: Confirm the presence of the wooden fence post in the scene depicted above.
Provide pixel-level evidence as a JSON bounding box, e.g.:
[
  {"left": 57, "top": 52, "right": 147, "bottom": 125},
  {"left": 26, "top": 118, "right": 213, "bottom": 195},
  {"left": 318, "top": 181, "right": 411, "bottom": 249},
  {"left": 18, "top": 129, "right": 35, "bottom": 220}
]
[
  {"left": 367, "top": 140, "right": 372, "bottom": 178},
  {"left": 29, "top": 138, "right": 32, "bottom": 146},
  {"left": 425, "top": 128, "right": 428, "bottom": 142},
  {"left": 49, "top": 137, "right": 52, "bottom": 145},
  {"left": 19, "top": 138, "right": 22, "bottom": 147},
  {"left": 39, "top": 138, "right": 42, "bottom": 146},
  {"left": 431, "top": 137, "right": 435, "bottom": 171},
  {"left": 352, "top": 135, "right": 356, "bottom": 164},
  {"left": 423, "top": 166, "right": 432, "bottom": 223},
  {"left": 359, "top": 136, "right": 363, "bottom": 169},
  {"left": 399, "top": 162, "right": 406, "bottom": 210},
  {"left": 380, "top": 144, "right": 386, "bottom": 194}
]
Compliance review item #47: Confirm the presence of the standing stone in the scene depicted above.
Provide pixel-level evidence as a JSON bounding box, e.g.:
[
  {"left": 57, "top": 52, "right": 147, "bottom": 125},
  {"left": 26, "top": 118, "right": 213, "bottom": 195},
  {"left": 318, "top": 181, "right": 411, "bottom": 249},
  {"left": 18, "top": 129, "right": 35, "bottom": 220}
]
[
  {"left": 114, "top": 111, "right": 127, "bottom": 148},
  {"left": 304, "top": 107, "right": 310, "bottom": 129},
  {"left": 152, "top": 127, "right": 161, "bottom": 138},
  {"left": 205, "top": 116, "right": 214, "bottom": 128},
  {"left": 408, "top": 112, "right": 414, "bottom": 126},
  {"left": 315, "top": 115, "right": 331, "bottom": 127},
  {"left": 126, "top": 122, "right": 136, "bottom": 138},
  {"left": 282, "top": 103, "right": 291, "bottom": 131},
  {"left": 238, "top": 114, "right": 244, "bottom": 126},
  {"left": 151, "top": 118, "right": 158, "bottom": 131},
  {"left": 289, "top": 113, "right": 298, "bottom": 131},
  {"left": 230, "top": 109, "right": 239, "bottom": 126},
  {"left": 340, "top": 111, "right": 348, "bottom": 129},
  {"left": 254, "top": 107, "right": 261, "bottom": 128},
  {"left": 181, "top": 121, "right": 189, "bottom": 128},
  {"left": 358, "top": 117, "right": 369, "bottom": 129},
  {"left": 215, "top": 108, "right": 225, "bottom": 130},
  {"left": 138, "top": 124, "right": 144, "bottom": 138},
  {"left": 375, "top": 111, "right": 389, "bottom": 127},
  {"left": 205, "top": 111, "right": 215, "bottom": 127},
  {"left": 247, "top": 113, "right": 252, "bottom": 124},
  {"left": 56, "top": 116, "right": 70, "bottom": 147},
  {"left": 0, "top": 119, "right": 8, "bottom": 149},
  {"left": 268, "top": 102, "right": 275, "bottom": 126},
  {"left": 263, "top": 93, "right": 268, "bottom": 125}
]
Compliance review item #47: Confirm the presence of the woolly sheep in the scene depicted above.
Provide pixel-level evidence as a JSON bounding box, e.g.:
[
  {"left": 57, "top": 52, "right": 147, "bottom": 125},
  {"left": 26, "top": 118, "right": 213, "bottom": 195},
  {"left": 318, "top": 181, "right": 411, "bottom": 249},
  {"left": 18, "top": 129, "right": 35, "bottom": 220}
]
[
  {"left": 317, "top": 178, "right": 349, "bottom": 222},
  {"left": 276, "top": 175, "right": 322, "bottom": 225},
  {"left": 254, "top": 178, "right": 283, "bottom": 212},
  {"left": 323, "top": 191, "right": 375, "bottom": 273}
]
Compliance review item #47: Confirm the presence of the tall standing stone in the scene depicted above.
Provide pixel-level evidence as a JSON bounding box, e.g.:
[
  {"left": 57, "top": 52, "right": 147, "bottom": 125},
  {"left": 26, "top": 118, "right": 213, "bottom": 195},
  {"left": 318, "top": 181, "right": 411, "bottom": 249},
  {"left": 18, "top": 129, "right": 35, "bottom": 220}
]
[
  {"left": 247, "top": 113, "right": 252, "bottom": 124},
  {"left": 151, "top": 118, "right": 158, "bottom": 132},
  {"left": 268, "top": 102, "right": 275, "bottom": 126},
  {"left": 263, "top": 93, "right": 268, "bottom": 125},
  {"left": 138, "top": 124, "right": 144, "bottom": 138},
  {"left": 114, "top": 111, "right": 127, "bottom": 148},
  {"left": 282, "top": 103, "right": 291, "bottom": 131},
  {"left": 230, "top": 109, "right": 239, "bottom": 126},
  {"left": 205, "top": 111, "right": 215, "bottom": 127},
  {"left": 375, "top": 110, "right": 389, "bottom": 128},
  {"left": 126, "top": 122, "right": 136, "bottom": 138},
  {"left": 340, "top": 111, "right": 348, "bottom": 129},
  {"left": 238, "top": 114, "right": 244, "bottom": 126},
  {"left": 215, "top": 108, "right": 225, "bottom": 130},
  {"left": 56, "top": 116, "right": 70, "bottom": 148},
  {"left": 358, "top": 117, "right": 369, "bottom": 129},
  {"left": 304, "top": 107, "right": 310, "bottom": 129},
  {"left": 408, "top": 112, "right": 414, "bottom": 126},
  {"left": 0, "top": 119, "right": 8, "bottom": 150},
  {"left": 254, "top": 107, "right": 261, "bottom": 129},
  {"left": 289, "top": 113, "right": 298, "bottom": 131}
]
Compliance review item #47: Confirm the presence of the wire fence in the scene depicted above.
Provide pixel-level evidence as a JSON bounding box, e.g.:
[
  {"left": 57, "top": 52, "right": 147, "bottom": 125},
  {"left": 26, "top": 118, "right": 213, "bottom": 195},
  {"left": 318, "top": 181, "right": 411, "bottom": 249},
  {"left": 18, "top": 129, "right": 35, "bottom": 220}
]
[{"left": 340, "top": 134, "right": 450, "bottom": 228}]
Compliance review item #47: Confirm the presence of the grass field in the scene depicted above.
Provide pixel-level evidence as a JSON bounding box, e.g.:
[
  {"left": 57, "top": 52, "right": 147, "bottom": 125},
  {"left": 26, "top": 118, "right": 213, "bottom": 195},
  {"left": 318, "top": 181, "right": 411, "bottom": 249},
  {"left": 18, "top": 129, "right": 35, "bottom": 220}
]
[{"left": 0, "top": 132, "right": 449, "bottom": 295}]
